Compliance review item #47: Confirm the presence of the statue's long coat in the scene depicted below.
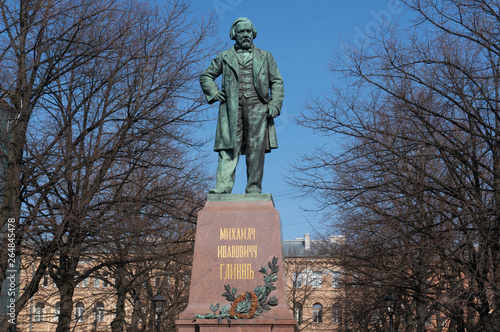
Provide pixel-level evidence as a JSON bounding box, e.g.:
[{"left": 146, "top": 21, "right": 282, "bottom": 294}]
[{"left": 200, "top": 46, "right": 284, "bottom": 154}]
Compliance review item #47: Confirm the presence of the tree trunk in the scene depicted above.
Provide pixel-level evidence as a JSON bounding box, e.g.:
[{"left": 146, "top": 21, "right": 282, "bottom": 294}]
[
  {"left": 56, "top": 277, "right": 75, "bottom": 332},
  {"left": 111, "top": 265, "right": 128, "bottom": 332},
  {"left": 55, "top": 249, "right": 79, "bottom": 332}
]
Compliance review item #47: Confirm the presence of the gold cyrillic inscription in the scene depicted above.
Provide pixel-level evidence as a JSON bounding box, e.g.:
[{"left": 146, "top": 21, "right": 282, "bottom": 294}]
[
  {"left": 219, "top": 228, "right": 256, "bottom": 240},
  {"left": 220, "top": 263, "right": 254, "bottom": 280},
  {"left": 217, "top": 245, "right": 258, "bottom": 258}
]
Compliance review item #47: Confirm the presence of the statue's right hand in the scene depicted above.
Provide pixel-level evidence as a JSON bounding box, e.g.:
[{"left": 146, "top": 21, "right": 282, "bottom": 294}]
[{"left": 214, "top": 91, "right": 226, "bottom": 103}]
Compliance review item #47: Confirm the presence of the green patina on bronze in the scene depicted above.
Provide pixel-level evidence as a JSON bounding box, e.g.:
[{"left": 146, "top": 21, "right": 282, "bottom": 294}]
[
  {"left": 206, "top": 193, "right": 273, "bottom": 203},
  {"left": 194, "top": 257, "right": 280, "bottom": 324},
  {"left": 200, "top": 17, "right": 284, "bottom": 194}
]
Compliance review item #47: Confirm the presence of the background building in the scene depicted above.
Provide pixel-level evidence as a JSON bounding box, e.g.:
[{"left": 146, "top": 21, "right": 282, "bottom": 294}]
[
  {"left": 17, "top": 232, "right": 455, "bottom": 332},
  {"left": 283, "top": 234, "right": 346, "bottom": 332},
  {"left": 17, "top": 251, "right": 192, "bottom": 331}
]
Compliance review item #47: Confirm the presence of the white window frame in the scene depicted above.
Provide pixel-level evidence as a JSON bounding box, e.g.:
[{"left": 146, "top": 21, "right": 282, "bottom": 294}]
[
  {"left": 292, "top": 272, "right": 303, "bottom": 288},
  {"left": 312, "top": 271, "right": 322, "bottom": 288},
  {"left": 332, "top": 304, "right": 342, "bottom": 324},
  {"left": 293, "top": 302, "right": 303, "bottom": 324},
  {"left": 54, "top": 302, "right": 60, "bottom": 322},
  {"left": 95, "top": 302, "right": 105, "bottom": 322},
  {"left": 34, "top": 302, "right": 45, "bottom": 322},
  {"left": 313, "top": 303, "right": 323, "bottom": 323},
  {"left": 75, "top": 302, "right": 85, "bottom": 322},
  {"left": 331, "top": 270, "right": 342, "bottom": 288}
]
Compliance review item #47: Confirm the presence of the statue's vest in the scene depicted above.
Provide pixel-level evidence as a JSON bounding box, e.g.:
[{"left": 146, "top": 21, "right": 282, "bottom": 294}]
[{"left": 238, "top": 56, "right": 258, "bottom": 99}]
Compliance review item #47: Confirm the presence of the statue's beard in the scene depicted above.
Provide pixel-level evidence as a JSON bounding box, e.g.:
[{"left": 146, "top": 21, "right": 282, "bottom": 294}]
[{"left": 238, "top": 39, "right": 252, "bottom": 50}]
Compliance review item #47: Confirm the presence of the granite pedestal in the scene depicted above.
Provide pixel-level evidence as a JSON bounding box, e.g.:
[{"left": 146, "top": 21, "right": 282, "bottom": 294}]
[{"left": 176, "top": 194, "right": 297, "bottom": 332}]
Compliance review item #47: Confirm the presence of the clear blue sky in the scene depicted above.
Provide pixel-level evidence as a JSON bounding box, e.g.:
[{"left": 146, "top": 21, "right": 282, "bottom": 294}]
[{"left": 190, "top": 0, "right": 404, "bottom": 240}]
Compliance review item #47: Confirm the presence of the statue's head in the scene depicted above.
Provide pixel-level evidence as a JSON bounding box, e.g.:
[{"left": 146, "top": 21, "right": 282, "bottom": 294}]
[{"left": 230, "top": 17, "right": 257, "bottom": 50}]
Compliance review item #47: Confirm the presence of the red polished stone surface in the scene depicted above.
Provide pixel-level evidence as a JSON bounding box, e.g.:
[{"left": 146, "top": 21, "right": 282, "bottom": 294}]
[
  {"left": 177, "top": 319, "right": 298, "bottom": 332},
  {"left": 176, "top": 197, "right": 296, "bottom": 331}
]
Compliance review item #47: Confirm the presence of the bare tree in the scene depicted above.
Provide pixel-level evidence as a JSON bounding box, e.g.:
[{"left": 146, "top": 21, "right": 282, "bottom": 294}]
[
  {"left": 0, "top": 0, "right": 219, "bottom": 330},
  {"left": 292, "top": 1, "right": 500, "bottom": 331},
  {"left": 97, "top": 173, "right": 201, "bottom": 332}
]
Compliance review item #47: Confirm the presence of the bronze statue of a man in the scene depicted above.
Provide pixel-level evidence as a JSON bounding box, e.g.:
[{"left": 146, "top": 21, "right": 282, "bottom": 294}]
[{"left": 200, "top": 17, "right": 284, "bottom": 194}]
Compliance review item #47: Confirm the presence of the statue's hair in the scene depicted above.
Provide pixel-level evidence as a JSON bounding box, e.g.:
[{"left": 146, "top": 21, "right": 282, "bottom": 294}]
[{"left": 229, "top": 17, "right": 257, "bottom": 40}]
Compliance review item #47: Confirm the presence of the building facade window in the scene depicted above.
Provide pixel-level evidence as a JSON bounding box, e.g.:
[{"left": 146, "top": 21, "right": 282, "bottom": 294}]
[
  {"left": 332, "top": 303, "right": 342, "bottom": 324},
  {"left": 75, "top": 302, "right": 85, "bottom": 322},
  {"left": 312, "top": 271, "right": 322, "bottom": 288},
  {"left": 76, "top": 277, "right": 88, "bottom": 288},
  {"left": 34, "top": 302, "right": 45, "bottom": 322},
  {"left": 102, "top": 274, "right": 109, "bottom": 287},
  {"left": 183, "top": 274, "right": 191, "bottom": 286},
  {"left": 313, "top": 303, "right": 323, "bottom": 323},
  {"left": 293, "top": 302, "right": 303, "bottom": 324},
  {"left": 95, "top": 302, "right": 105, "bottom": 322},
  {"left": 373, "top": 308, "right": 383, "bottom": 322},
  {"left": 42, "top": 274, "right": 49, "bottom": 287},
  {"left": 292, "top": 272, "right": 303, "bottom": 288},
  {"left": 54, "top": 302, "right": 60, "bottom": 322},
  {"left": 331, "top": 271, "right": 341, "bottom": 288}
]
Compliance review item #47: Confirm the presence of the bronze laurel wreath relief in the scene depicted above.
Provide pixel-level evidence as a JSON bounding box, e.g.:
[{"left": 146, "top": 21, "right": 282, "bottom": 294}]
[{"left": 194, "top": 257, "right": 280, "bottom": 324}]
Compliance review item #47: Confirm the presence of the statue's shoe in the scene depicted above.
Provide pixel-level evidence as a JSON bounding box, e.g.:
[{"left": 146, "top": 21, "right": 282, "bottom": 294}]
[{"left": 208, "top": 188, "right": 228, "bottom": 194}]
